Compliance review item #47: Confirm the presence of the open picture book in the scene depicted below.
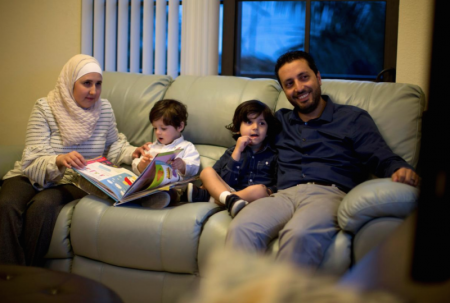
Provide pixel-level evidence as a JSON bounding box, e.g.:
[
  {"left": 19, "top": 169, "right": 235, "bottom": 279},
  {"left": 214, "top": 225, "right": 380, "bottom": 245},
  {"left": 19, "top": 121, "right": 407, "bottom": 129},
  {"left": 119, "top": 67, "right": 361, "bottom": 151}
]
[{"left": 73, "top": 149, "right": 197, "bottom": 206}]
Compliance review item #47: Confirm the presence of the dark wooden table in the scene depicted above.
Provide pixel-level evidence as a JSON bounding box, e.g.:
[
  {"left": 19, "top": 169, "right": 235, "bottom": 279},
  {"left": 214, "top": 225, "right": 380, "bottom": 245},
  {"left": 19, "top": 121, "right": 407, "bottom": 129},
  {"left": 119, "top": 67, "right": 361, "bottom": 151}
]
[{"left": 0, "top": 265, "right": 123, "bottom": 303}]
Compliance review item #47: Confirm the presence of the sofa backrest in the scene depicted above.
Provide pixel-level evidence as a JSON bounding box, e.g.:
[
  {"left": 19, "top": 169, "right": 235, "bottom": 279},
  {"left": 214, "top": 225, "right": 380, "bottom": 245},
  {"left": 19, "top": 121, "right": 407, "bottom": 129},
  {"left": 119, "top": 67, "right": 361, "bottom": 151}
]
[
  {"left": 100, "top": 72, "right": 425, "bottom": 172},
  {"left": 164, "top": 75, "right": 282, "bottom": 169},
  {"left": 275, "top": 80, "right": 426, "bottom": 168},
  {"left": 102, "top": 72, "right": 172, "bottom": 147}
]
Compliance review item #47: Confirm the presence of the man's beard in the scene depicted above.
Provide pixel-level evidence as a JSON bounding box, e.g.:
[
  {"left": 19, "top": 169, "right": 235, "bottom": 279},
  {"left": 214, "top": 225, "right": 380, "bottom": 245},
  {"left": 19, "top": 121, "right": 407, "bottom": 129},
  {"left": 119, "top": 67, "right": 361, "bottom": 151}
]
[{"left": 293, "top": 86, "right": 321, "bottom": 114}]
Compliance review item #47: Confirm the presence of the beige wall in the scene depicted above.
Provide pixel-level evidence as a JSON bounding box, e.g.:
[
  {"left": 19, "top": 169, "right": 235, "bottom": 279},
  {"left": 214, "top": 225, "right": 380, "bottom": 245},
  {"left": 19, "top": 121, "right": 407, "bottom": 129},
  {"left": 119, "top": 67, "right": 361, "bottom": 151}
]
[
  {"left": 0, "top": 0, "right": 81, "bottom": 146},
  {"left": 0, "top": 0, "right": 434, "bottom": 146},
  {"left": 397, "top": 0, "right": 434, "bottom": 101}
]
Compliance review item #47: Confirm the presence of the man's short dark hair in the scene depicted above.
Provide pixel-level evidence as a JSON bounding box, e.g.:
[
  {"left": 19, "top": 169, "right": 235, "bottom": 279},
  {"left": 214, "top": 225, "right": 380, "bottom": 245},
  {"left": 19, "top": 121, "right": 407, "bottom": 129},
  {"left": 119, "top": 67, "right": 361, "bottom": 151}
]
[
  {"left": 226, "top": 100, "right": 281, "bottom": 141},
  {"left": 274, "top": 50, "right": 319, "bottom": 84},
  {"left": 149, "top": 99, "right": 188, "bottom": 131}
]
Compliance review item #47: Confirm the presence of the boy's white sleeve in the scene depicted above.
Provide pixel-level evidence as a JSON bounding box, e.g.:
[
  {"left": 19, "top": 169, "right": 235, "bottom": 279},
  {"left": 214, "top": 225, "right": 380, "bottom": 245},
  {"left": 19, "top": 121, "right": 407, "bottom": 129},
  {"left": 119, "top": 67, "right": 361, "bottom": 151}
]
[
  {"left": 131, "top": 156, "right": 142, "bottom": 175},
  {"left": 131, "top": 144, "right": 154, "bottom": 175},
  {"left": 179, "top": 143, "right": 200, "bottom": 178}
]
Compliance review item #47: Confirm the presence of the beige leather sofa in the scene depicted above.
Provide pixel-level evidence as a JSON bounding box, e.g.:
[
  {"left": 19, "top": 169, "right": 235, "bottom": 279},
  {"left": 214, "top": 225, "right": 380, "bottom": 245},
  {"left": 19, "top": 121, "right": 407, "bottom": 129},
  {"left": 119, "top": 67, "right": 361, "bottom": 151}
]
[{"left": 0, "top": 72, "right": 425, "bottom": 303}]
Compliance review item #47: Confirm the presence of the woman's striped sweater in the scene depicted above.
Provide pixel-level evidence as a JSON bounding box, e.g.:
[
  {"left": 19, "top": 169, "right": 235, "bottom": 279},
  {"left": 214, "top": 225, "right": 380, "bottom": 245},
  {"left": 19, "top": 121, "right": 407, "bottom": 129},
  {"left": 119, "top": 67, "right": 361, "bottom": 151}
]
[{"left": 3, "top": 98, "right": 136, "bottom": 190}]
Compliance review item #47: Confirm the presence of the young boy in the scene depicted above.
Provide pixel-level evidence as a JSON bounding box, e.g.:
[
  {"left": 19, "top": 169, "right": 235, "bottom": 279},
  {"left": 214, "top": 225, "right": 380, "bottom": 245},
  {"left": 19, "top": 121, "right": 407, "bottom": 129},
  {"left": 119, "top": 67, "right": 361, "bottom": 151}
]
[
  {"left": 187, "top": 100, "right": 280, "bottom": 217},
  {"left": 133, "top": 99, "right": 200, "bottom": 208}
]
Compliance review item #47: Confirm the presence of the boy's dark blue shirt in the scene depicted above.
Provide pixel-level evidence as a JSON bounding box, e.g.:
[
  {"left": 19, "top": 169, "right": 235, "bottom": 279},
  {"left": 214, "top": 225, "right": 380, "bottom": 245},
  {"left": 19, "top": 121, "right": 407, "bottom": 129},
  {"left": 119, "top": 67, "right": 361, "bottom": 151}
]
[
  {"left": 275, "top": 96, "right": 414, "bottom": 192},
  {"left": 212, "top": 143, "right": 278, "bottom": 194}
]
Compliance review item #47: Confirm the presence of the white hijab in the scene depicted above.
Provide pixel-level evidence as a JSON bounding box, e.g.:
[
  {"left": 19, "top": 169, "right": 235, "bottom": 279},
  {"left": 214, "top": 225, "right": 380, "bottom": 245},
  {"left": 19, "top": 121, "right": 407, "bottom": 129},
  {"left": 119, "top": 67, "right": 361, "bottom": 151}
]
[{"left": 47, "top": 54, "right": 102, "bottom": 146}]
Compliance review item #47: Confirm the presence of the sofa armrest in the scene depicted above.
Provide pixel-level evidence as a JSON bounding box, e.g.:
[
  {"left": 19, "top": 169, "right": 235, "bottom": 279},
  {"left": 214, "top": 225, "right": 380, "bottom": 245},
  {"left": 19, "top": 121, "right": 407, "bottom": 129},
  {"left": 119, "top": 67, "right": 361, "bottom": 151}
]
[
  {"left": 338, "top": 178, "right": 419, "bottom": 233},
  {"left": 45, "top": 200, "right": 80, "bottom": 259},
  {"left": 70, "top": 195, "right": 221, "bottom": 274},
  {"left": 0, "top": 145, "right": 23, "bottom": 180},
  {"left": 198, "top": 210, "right": 231, "bottom": 275}
]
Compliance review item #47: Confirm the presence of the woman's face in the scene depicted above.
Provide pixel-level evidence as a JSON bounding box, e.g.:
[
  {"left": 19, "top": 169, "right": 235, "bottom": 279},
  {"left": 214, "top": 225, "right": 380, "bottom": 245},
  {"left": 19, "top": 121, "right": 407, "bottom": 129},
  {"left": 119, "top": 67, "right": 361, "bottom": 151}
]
[{"left": 73, "top": 72, "right": 102, "bottom": 109}]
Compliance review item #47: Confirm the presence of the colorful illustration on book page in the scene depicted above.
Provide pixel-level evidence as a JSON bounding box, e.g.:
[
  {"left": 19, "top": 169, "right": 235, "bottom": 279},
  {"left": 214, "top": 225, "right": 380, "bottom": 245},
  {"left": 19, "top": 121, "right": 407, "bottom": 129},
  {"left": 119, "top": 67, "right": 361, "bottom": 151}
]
[
  {"left": 85, "top": 156, "right": 118, "bottom": 167},
  {"left": 79, "top": 162, "right": 123, "bottom": 180},
  {"left": 99, "top": 173, "right": 137, "bottom": 199},
  {"left": 147, "top": 161, "right": 181, "bottom": 189}
]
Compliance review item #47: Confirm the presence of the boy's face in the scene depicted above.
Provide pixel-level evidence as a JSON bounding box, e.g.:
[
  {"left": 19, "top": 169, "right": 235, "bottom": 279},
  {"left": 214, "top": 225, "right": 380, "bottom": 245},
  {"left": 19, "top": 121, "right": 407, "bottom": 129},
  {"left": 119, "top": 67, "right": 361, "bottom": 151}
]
[
  {"left": 239, "top": 113, "right": 268, "bottom": 150},
  {"left": 152, "top": 118, "right": 184, "bottom": 145}
]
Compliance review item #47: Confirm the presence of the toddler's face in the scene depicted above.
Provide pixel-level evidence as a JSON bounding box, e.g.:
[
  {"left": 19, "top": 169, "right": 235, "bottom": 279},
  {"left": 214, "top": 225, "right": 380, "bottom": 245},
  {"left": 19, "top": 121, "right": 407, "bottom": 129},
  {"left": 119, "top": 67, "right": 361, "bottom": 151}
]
[
  {"left": 152, "top": 118, "right": 183, "bottom": 145},
  {"left": 239, "top": 113, "right": 268, "bottom": 150}
]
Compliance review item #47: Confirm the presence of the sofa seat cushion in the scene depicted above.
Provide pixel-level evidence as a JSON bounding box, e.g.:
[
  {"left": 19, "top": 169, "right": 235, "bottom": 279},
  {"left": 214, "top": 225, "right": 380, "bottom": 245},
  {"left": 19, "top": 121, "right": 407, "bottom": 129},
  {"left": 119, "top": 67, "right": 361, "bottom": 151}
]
[
  {"left": 71, "top": 256, "right": 198, "bottom": 303},
  {"left": 338, "top": 178, "right": 419, "bottom": 233},
  {"left": 70, "top": 195, "right": 220, "bottom": 274}
]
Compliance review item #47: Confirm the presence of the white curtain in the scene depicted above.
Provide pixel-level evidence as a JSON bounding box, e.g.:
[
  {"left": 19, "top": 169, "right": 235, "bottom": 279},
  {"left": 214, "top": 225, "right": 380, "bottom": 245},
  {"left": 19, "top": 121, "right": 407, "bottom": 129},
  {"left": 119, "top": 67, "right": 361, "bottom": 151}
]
[
  {"left": 181, "top": 0, "right": 220, "bottom": 76},
  {"left": 81, "top": 0, "right": 220, "bottom": 77}
]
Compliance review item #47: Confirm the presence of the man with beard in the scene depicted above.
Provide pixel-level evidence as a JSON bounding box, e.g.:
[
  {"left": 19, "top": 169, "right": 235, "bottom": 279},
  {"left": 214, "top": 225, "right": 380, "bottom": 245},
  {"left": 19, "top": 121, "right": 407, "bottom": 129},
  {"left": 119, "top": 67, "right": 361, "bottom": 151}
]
[{"left": 225, "top": 50, "right": 419, "bottom": 270}]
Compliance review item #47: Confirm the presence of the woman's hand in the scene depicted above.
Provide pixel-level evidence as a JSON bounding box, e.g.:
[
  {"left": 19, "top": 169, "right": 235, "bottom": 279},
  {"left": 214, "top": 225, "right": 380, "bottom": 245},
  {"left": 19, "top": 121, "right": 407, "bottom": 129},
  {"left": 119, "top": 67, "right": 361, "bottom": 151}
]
[
  {"left": 170, "top": 158, "right": 186, "bottom": 175},
  {"left": 133, "top": 142, "right": 152, "bottom": 159},
  {"left": 56, "top": 151, "right": 87, "bottom": 169}
]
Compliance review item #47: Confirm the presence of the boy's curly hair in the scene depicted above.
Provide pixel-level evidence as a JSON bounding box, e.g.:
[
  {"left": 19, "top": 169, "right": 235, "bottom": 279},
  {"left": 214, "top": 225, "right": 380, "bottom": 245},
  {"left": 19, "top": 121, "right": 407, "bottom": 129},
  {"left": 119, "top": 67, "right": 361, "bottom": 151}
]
[
  {"left": 149, "top": 99, "right": 188, "bottom": 131},
  {"left": 226, "top": 100, "right": 281, "bottom": 141}
]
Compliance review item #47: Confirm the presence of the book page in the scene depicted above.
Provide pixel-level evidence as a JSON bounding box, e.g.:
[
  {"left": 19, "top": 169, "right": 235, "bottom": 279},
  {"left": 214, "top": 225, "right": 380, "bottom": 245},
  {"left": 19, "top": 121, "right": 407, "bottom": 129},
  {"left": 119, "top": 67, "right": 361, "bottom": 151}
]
[
  {"left": 146, "top": 160, "right": 181, "bottom": 189},
  {"left": 75, "top": 157, "right": 138, "bottom": 200},
  {"left": 122, "top": 149, "right": 183, "bottom": 197},
  {"left": 114, "top": 175, "right": 199, "bottom": 206}
]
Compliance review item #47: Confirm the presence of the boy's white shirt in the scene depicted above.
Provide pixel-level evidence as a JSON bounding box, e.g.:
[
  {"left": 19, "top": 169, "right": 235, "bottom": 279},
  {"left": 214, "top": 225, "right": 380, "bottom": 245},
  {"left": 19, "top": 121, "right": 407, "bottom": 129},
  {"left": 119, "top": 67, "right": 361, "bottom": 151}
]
[{"left": 131, "top": 135, "right": 200, "bottom": 178}]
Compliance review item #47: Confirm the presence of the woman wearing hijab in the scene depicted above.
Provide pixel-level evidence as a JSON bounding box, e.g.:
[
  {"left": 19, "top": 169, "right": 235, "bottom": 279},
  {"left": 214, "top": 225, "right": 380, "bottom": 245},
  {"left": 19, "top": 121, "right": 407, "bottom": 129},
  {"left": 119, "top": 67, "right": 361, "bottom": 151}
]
[{"left": 0, "top": 54, "right": 147, "bottom": 266}]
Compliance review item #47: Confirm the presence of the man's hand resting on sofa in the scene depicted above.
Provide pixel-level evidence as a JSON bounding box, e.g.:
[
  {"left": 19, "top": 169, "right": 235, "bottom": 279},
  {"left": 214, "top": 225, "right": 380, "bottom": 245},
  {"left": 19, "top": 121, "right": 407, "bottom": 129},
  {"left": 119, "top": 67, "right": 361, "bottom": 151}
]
[{"left": 391, "top": 167, "right": 420, "bottom": 187}]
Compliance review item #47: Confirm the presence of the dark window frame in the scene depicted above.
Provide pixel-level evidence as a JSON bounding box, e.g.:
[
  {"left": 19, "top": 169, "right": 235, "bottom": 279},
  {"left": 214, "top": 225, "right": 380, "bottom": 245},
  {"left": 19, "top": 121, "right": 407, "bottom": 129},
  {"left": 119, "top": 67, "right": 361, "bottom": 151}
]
[{"left": 222, "top": 0, "right": 399, "bottom": 81}]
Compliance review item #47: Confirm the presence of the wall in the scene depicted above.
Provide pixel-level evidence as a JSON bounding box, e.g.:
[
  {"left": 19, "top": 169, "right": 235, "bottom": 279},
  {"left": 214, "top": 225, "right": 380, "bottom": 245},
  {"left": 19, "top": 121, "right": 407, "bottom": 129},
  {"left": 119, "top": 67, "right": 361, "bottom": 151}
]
[
  {"left": 0, "top": 0, "right": 81, "bottom": 146},
  {"left": 396, "top": 0, "right": 434, "bottom": 101},
  {"left": 0, "top": 0, "right": 434, "bottom": 147}
]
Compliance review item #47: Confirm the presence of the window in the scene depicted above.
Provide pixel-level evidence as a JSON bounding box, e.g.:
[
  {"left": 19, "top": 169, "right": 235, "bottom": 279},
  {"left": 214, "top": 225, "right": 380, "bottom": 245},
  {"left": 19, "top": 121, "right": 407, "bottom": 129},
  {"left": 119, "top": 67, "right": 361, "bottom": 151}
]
[
  {"left": 222, "top": 0, "right": 399, "bottom": 81},
  {"left": 83, "top": 0, "right": 221, "bottom": 77}
]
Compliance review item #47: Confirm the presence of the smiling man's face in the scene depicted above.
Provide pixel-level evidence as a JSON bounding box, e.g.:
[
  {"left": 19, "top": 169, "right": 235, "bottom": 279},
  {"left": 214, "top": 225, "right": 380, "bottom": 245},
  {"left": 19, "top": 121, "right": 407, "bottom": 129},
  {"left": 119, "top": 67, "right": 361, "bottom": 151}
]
[{"left": 278, "top": 58, "right": 324, "bottom": 119}]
